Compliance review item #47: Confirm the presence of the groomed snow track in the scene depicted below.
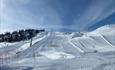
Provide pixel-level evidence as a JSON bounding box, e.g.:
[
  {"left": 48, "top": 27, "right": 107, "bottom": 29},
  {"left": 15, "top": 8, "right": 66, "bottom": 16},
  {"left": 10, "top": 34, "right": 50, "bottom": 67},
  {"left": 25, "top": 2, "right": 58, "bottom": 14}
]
[{"left": 0, "top": 25, "right": 115, "bottom": 70}]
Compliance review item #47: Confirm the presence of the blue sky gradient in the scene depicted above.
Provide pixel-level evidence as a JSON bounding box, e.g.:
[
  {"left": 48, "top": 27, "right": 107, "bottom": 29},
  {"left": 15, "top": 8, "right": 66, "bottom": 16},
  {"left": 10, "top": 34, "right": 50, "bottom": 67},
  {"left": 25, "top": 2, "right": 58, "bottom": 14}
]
[{"left": 0, "top": 0, "right": 115, "bottom": 33}]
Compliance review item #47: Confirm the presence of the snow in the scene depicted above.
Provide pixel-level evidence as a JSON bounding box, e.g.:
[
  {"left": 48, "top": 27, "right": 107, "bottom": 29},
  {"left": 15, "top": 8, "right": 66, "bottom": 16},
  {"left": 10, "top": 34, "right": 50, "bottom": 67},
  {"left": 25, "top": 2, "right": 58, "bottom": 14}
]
[
  {"left": 39, "top": 50, "right": 75, "bottom": 60},
  {"left": 0, "top": 25, "right": 115, "bottom": 70},
  {"left": 32, "top": 32, "right": 49, "bottom": 45},
  {"left": 17, "top": 43, "right": 30, "bottom": 52},
  {"left": 0, "top": 42, "right": 17, "bottom": 48},
  {"left": 17, "top": 32, "right": 48, "bottom": 52}
]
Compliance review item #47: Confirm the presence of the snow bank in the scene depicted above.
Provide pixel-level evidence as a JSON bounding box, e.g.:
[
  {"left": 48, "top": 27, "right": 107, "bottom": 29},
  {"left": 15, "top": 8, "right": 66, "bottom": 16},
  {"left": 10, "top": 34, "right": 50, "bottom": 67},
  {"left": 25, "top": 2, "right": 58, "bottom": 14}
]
[
  {"left": 70, "top": 25, "right": 115, "bottom": 53},
  {"left": 0, "top": 42, "right": 17, "bottom": 48}
]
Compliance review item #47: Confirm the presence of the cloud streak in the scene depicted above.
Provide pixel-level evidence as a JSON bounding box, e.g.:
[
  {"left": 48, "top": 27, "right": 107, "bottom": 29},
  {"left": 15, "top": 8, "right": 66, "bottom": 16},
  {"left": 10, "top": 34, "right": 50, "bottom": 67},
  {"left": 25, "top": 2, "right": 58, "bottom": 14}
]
[
  {"left": 0, "top": 0, "right": 115, "bottom": 33},
  {"left": 0, "top": 0, "right": 62, "bottom": 33},
  {"left": 73, "top": 0, "right": 115, "bottom": 31}
]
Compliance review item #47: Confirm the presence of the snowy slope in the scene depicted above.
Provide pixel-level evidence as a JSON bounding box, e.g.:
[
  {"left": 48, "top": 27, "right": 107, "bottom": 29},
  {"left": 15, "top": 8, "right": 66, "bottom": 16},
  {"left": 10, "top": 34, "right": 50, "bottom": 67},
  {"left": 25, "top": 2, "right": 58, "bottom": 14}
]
[{"left": 0, "top": 25, "right": 115, "bottom": 70}]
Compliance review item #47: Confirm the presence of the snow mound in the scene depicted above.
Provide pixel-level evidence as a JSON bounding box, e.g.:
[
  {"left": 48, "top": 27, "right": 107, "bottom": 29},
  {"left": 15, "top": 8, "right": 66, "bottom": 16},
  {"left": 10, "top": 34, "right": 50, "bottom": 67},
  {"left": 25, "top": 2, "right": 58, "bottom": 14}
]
[
  {"left": 39, "top": 50, "right": 75, "bottom": 60},
  {"left": 93, "top": 24, "right": 115, "bottom": 34},
  {"left": 70, "top": 32, "right": 84, "bottom": 38}
]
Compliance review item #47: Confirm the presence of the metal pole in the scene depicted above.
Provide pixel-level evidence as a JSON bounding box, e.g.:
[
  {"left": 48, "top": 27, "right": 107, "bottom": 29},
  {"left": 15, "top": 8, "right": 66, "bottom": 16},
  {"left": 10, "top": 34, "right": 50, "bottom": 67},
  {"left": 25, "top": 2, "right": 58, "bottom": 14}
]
[{"left": 30, "top": 38, "right": 33, "bottom": 47}]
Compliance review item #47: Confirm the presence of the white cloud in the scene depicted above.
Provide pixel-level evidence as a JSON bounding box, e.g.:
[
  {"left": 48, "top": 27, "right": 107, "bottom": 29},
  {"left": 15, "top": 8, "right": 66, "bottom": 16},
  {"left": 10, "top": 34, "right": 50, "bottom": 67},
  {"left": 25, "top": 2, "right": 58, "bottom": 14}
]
[
  {"left": 0, "top": 0, "right": 62, "bottom": 33},
  {"left": 0, "top": 0, "right": 115, "bottom": 33}
]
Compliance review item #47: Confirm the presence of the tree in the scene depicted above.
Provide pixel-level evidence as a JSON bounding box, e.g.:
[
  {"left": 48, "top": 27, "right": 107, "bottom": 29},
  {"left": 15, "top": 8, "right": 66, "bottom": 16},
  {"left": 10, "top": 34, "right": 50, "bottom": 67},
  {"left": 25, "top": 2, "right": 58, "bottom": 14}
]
[
  {"left": 19, "top": 30, "right": 25, "bottom": 40},
  {"left": 0, "top": 34, "right": 4, "bottom": 42},
  {"left": 0, "top": 29, "right": 45, "bottom": 43},
  {"left": 4, "top": 32, "right": 11, "bottom": 42}
]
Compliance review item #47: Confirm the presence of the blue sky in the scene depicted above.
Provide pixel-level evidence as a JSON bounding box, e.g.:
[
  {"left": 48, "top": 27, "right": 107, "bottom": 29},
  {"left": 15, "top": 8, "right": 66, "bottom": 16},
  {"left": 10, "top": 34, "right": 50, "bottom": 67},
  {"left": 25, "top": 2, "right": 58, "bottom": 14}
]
[{"left": 0, "top": 0, "right": 115, "bottom": 33}]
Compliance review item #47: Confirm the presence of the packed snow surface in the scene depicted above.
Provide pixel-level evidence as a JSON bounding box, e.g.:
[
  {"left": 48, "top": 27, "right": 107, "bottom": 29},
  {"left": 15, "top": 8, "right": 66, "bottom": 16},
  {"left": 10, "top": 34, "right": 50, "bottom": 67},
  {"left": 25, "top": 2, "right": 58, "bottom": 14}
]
[
  {"left": 39, "top": 50, "right": 75, "bottom": 60},
  {"left": 0, "top": 25, "right": 115, "bottom": 70}
]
